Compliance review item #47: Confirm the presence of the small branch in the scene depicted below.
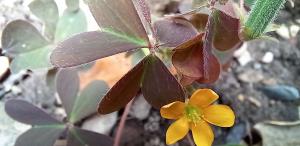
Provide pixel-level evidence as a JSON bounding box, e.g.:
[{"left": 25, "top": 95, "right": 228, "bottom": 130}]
[
  {"left": 178, "top": 4, "right": 208, "bottom": 17},
  {"left": 113, "top": 100, "right": 134, "bottom": 146},
  {"left": 240, "top": 0, "right": 244, "bottom": 8}
]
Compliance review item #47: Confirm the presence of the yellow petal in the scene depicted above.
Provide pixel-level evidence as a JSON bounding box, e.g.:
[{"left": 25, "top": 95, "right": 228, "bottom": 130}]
[
  {"left": 160, "top": 101, "right": 185, "bottom": 119},
  {"left": 189, "top": 89, "right": 219, "bottom": 108},
  {"left": 191, "top": 121, "right": 214, "bottom": 146},
  {"left": 203, "top": 105, "right": 235, "bottom": 127},
  {"left": 166, "top": 117, "right": 189, "bottom": 145}
]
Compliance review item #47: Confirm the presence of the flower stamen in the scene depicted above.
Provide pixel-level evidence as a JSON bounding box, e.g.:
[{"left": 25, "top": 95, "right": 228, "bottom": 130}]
[{"left": 184, "top": 105, "right": 203, "bottom": 124}]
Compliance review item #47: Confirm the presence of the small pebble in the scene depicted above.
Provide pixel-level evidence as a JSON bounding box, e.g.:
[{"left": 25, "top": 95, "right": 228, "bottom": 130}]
[
  {"left": 234, "top": 43, "right": 253, "bottom": 66},
  {"left": 81, "top": 112, "right": 117, "bottom": 135},
  {"left": 0, "top": 56, "right": 9, "bottom": 79},
  {"left": 262, "top": 52, "right": 274, "bottom": 63}
]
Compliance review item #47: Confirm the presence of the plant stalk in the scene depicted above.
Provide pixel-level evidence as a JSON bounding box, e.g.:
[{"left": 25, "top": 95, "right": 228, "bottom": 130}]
[
  {"left": 242, "top": 0, "right": 286, "bottom": 40},
  {"left": 113, "top": 100, "right": 134, "bottom": 146}
]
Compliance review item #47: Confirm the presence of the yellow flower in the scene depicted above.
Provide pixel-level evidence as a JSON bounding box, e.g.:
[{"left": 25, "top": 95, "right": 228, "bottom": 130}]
[{"left": 160, "top": 89, "right": 235, "bottom": 146}]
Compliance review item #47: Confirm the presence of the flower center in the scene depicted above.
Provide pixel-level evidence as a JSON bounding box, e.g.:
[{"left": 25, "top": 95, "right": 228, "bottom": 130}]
[{"left": 184, "top": 105, "right": 203, "bottom": 124}]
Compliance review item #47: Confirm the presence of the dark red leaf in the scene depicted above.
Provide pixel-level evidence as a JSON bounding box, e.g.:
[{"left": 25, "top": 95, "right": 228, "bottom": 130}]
[
  {"left": 178, "top": 74, "right": 199, "bottom": 86},
  {"left": 98, "top": 57, "right": 146, "bottom": 114},
  {"left": 5, "top": 99, "right": 62, "bottom": 125},
  {"left": 212, "top": 10, "right": 241, "bottom": 51},
  {"left": 153, "top": 17, "right": 198, "bottom": 47},
  {"left": 196, "top": 54, "right": 220, "bottom": 83},
  {"left": 172, "top": 34, "right": 204, "bottom": 78},
  {"left": 141, "top": 54, "right": 185, "bottom": 109},
  {"left": 172, "top": 31, "right": 221, "bottom": 85},
  {"left": 50, "top": 31, "right": 148, "bottom": 67},
  {"left": 214, "top": 0, "right": 239, "bottom": 19},
  {"left": 70, "top": 80, "right": 109, "bottom": 123},
  {"left": 56, "top": 69, "right": 79, "bottom": 117},
  {"left": 189, "top": 13, "right": 209, "bottom": 33},
  {"left": 15, "top": 126, "right": 65, "bottom": 146},
  {"left": 85, "top": 0, "right": 149, "bottom": 43},
  {"left": 67, "top": 127, "right": 114, "bottom": 146}
]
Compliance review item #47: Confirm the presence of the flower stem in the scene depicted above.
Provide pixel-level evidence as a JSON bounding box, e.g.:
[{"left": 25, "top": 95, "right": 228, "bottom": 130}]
[{"left": 113, "top": 100, "right": 134, "bottom": 146}]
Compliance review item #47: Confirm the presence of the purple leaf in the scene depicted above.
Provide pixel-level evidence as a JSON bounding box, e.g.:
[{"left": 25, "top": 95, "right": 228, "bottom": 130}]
[
  {"left": 154, "top": 17, "right": 198, "bottom": 47},
  {"left": 132, "top": 0, "right": 152, "bottom": 35},
  {"left": 133, "top": 0, "right": 151, "bottom": 24},
  {"left": 56, "top": 69, "right": 80, "bottom": 117},
  {"left": 70, "top": 80, "right": 109, "bottom": 123},
  {"left": 15, "top": 126, "right": 65, "bottom": 146},
  {"left": 85, "top": 0, "right": 149, "bottom": 43},
  {"left": 5, "top": 99, "right": 62, "bottom": 125},
  {"left": 141, "top": 54, "right": 185, "bottom": 109},
  {"left": 98, "top": 57, "right": 146, "bottom": 114},
  {"left": 50, "top": 31, "right": 148, "bottom": 67},
  {"left": 67, "top": 127, "right": 114, "bottom": 146}
]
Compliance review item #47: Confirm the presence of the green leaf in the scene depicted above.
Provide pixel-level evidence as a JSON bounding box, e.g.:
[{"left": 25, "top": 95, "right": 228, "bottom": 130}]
[
  {"left": 56, "top": 69, "right": 80, "bottom": 118},
  {"left": 1, "top": 20, "right": 48, "bottom": 55},
  {"left": 245, "top": 0, "right": 256, "bottom": 7},
  {"left": 29, "top": 0, "right": 59, "bottom": 40},
  {"left": 15, "top": 126, "right": 65, "bottom": 146},
  {"left": 131, "top": 48, "right": 148, "bottom": 66},
  {"left": 70, "top": 80, "right": 109, "bottom": 123},
  {"left": 65, "top": 0, "right": 80, "bottom": 12},
  {"left": 243, "top": 0, "right": 286, "bottom": 40},
  {"left": 55, "top": 9, "right": 87, "bottom": 42},
  {"left": 67, "top": 127, "right": 114, "bottom": 146},
  {"left": 10, "top": 46, "right": 53, "bottom": 73}
]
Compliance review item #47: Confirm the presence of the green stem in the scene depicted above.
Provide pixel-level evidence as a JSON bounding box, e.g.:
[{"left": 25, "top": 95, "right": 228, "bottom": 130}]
[{"left": 242, "top": 0, "right": 286, "bottom": 40}]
